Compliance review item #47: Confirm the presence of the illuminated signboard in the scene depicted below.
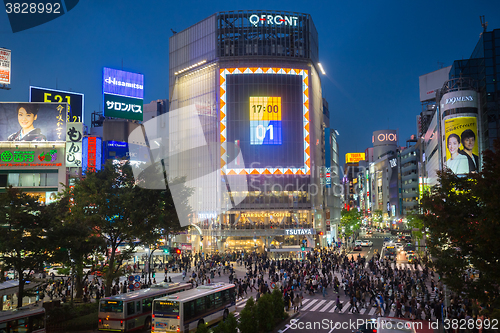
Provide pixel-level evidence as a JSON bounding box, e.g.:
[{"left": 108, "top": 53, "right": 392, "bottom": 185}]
[
  {"left": 103, "top": 67, "right": 144, "bottom": 99},
  {"left": 345, "top": 152, "right": 365, "bottom": 164},
  {"left": 82, "top": 136, "right": 102, "bottom": 174},
  {"left": 220, "top": 67, "right": 309, "bottom": 175},
  {"left": 65, "top": 122, "right": 83, "bottom": 167},
  {"left": 443, "top": 116, "right": 479, "bottom": 175},
  {"left": 0, "top": 102, "right": 66, "bottom": 142},
  {"left": 0, "top": 148, "right": 61, "bottom": 167},
  {"left": 0, "top": 48, "right": 11, "bottom": 85},
  {"left": 104, "top": 93, "right": 143, "bottom": 121},
  {"left": 373, "top": 130, "right": 397, "bottom": 147},
  {"left": 248, "top": 14, "right": 298, "bottom": 27},
  {"left": 284, "top": 228, "right": 316, "bottom": 235},
  {"left": 249, "top": 96, "right": 282, "bottom": 145},
  {"left": 30, "top": 86, "right": 84, "bottom": 122}
]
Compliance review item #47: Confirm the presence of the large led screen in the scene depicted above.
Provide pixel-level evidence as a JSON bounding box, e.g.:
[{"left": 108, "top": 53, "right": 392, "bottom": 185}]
[
  {"left": 220, "top": 67, "right": 310, "bottom": 176},
  {"left": 0, "top": 102, "right": 67, "bottom": 142}
]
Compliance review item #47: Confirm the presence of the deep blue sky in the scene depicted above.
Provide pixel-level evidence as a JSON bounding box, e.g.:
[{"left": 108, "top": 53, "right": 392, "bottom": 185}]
[{"left": 1, "top": 0, "right": 499, "bottom": 162}]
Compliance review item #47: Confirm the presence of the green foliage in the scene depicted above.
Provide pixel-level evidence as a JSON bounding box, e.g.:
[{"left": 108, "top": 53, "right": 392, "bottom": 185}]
[
  {"left": 341, "top": 208, "right": 361, "bottom": 237},
  {"left": 271, "top": 288, "right": 285, "bottom": 321},
  {"left": 46, "top": 302, "right": 98, "bottom": 324},
  {"left": 194, "top": 322, "right": 210, "bottom": 333},
  {"left": 0, "top": 187, "right": 52, "bottom": 307},
  {"left": 372, "top": 209, "right": 383, "bottom": 223},
  {"left": 212, "top": 313, "right": 238, "bottom": 333},
  {"left": 406, "top": 213, "right": 425, "bottom": 241},
  {"left": 256, "top": 293, "right": 274, "bottom": 333},
  {"left": 238, "top": 296, "right": 256, "bottom": 333},
  {"left": 421, "top": 139, "right": 500, "bottom": 315}
]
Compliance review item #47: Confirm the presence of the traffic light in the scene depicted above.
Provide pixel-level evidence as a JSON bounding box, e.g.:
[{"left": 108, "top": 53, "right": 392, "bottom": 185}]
[
  {"left": 176, "top": 248, "right": 181, "bottom": 255},
  {"left": 319, "top": 232, "right": 324, "bottom": 236},
  {"left": 163, "top": 248, "right": 170, "bottom": 254},
  {"left": 301, "top": 246, "right": 305, "bottom": 251}
]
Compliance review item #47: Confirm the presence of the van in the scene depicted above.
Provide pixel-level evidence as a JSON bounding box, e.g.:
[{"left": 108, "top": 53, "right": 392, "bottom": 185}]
[{"left": 355, "top": 240, "right": 362, "bottom": 247}]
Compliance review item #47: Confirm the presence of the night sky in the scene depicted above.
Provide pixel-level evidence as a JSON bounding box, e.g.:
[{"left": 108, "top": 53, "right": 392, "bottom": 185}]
[{"left": 1, "top": 0, "right": 499, "bottom": 164}]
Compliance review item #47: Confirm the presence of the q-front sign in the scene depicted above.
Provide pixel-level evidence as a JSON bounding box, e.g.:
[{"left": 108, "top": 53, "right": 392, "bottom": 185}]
[
  {"left": 285, "top": 228, "right": 316, "bottom": 236},
  {"left": 249, "top": 14, "right": 298, "bottom": 27}
]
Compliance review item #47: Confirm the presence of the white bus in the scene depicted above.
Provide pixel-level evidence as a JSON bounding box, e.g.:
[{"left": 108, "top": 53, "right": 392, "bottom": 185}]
[
  {"left": 98, "top": 282, "right": 192, "bottom": 332},
  {"left": 0, "top": 302, "right": 45, "bottom": 333},
  {"left": 152, "top": 283, "right": 236, "bottom": 333}
]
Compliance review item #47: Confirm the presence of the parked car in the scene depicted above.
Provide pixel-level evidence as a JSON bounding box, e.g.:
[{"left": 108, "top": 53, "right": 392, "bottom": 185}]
[{"left": 353, "top": 245, "right": 362, "bottom": 251}]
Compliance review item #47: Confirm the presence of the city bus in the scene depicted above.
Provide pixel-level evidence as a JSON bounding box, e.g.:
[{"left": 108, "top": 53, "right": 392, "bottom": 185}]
[
  {"left": 152, "top": 283, "right": 236, "bottom": 332},
  {"left": 98, "top": 282, "right": 192, "bottom": 332},
  {"left": 0, "top": 302, "right": 45, "bottom": 333}
]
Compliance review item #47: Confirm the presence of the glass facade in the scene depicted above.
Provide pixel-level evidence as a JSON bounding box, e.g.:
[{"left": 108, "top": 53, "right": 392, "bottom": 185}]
[{"left": 450, "top": 29, "right": 500, "bottom": 151}]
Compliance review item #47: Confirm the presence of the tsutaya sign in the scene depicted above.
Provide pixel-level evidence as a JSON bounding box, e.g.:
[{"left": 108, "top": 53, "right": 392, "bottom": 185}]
[
  {"left": 249, "top": 14, "right": 299, "bottom": 27},
  {"left": 285, "top": 228, "right": 316, "bottom": 236}
]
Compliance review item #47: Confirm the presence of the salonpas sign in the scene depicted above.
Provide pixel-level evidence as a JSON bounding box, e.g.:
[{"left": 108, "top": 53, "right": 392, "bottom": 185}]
[
  {"left": 441, "top": 90, "right": 478, "bottom": 113},
  {"left": 285, "top": 228, "right": 316, "bottom": 236}
]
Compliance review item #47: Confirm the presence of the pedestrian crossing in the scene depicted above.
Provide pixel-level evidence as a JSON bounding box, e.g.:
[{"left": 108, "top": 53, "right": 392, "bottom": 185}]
[
  {"left": 295, "top": 298, "right": 437, "bottom": 319},
  {"left": 364, "top": 262, "right": 424, "bottom": 271}
]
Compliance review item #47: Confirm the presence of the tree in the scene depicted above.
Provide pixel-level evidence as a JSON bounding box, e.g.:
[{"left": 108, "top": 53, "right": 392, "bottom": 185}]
[
  {"left": 0, "top": 187, "right": 52, "bottom": 307},
  {"left": 420, "top": 140, "right": 500, "bottom": 315},
  {"left": 271, "top": 288, "right": 285, "bottom": 322},
  {"left": 211, "top": 313, "right": 238, "bottom": 333},
  {"left": 238, "top": 296, "right": 257, "bottom": 333},
  {"left": 341, "top": 208, "right": 361, "bottom": 237},
  {"left": 372, "top": 209, "right": 383, "bottom": 225},
  {"left": 46, "top": 192, "right": 106, "bottom": 300},
  {"left": 256, "top": 293, "right": 274, "bottom": 332}
]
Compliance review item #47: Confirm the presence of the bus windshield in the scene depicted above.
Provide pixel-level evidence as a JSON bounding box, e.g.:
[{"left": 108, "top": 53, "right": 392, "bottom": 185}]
[
  {"left": 154, "top": 300, "right": 179, "bottom": 314},
  {"left": 100, "top": 300, "right": 124, "bottom": 313},
  {"left": 385, "top": 247, "right": 396, "bottom": 256}
]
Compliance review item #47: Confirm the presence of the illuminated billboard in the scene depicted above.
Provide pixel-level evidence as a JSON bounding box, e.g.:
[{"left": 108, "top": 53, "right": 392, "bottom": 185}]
[
  {"left": 0, "top": 48, "right": 11, "bottom": 85},
  {"left": 443, "top": 116, "right": 479, "bottom": 174},
  {"left": 104, "top": 93, "right": 143, "bottom": 121},
  {"left": 345, "top": 153, "right": 365, "bottom": 164},
  {"left": 0, "top": 103, "right": 66, "bottom": 142},
  {"left": 220, "top": 67, "right": 309, "bottom": 175},
  {"left": 30, "top": 86, "right": 84, "bottom": 122},
  {"left": 373, "top": 130, "right": 397, "bottom": 146},
  {"left": 103, "top": 67, "right": 144, "bottom": 99}
]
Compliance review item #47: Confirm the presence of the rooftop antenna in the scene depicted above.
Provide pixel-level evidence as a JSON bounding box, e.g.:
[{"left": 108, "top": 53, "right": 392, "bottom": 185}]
[
  {"left": 480, "top": 16, "right": 488, "bottom": 36},
  {"left": 171, "top": 28, "right": 177, "bottom": 34}
]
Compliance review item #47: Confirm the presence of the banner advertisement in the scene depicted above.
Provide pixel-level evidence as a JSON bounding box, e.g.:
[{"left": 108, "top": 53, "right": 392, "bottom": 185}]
[
  {"left": 30, "top": 86, "right": 84, "bottom": 122},
  {"left": 104, "top": 93, "right": 143, "bottom": 121},
  {"left": 103, "top": 67, "right": 144, "bottom": 99},
  {"left": 0, "top": 147, "right": 62, "bottom": 167},
  {"left": 443, "top": 116, "right": 479, "bottom": 174},
  {"left": 0, "top": 103, "right": 67, "bottom": 142},
  {"left": 345, "top": 152, "right": 365, "bottom": 164},
  {"left": 0, "top": 48, "right": 11, "bottom": 85},
  {"left": 65, "top": 122, "right": 83, "bottom": 167},
  {"left": 82, "top": 136, "right": 102, "bottom": 174}
]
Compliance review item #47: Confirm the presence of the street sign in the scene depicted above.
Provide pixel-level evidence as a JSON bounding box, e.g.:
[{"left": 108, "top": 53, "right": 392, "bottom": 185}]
[
  {"left": 134, "top": 275, "right": 140, "bottom": 282},
  {"left": 128, "top": 284, "right": 134, "bottom": 291},
  {"left": 128, "top": 276, "right": 134, "bottom": 282},
  {"left": 134, "top": 282, "right": 140, "bottom": 289}
]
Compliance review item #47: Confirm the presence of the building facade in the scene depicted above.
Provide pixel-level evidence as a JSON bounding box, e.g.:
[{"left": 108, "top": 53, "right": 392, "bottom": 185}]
[{"left": 168, "top": 10, "right": 330, "bottom": 254}]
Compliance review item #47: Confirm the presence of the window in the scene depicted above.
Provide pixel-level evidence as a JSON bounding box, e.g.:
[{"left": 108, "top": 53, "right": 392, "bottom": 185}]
[
  {"left": 184, "top": 300, "right": 195, "bottom": 322},
  {"left": 0, "top": 174, "right": 7, "bottom": 187},
  {"left": 127, "top": 302, "right": 135, "bottom": 315},
  {"left": 136, "top": 301, "right": 141, "bottom": 313},
  {"left": 142, "top": 297, "right": 153, "bottom": 313}
]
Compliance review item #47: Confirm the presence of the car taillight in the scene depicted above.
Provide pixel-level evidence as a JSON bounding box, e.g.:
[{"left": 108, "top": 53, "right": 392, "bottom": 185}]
[
  {"left": 177, "top": 326, "right": 180, "bottom": 332},
  {"left": 373, "top": 330, "right": 377, "bottom": 333}
]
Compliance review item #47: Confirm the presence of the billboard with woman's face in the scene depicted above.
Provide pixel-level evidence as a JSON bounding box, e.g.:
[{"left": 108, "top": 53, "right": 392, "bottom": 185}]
[
  {"left": 0, "top": 102, "right": 67, "bottom": 142},
  {"left": 443, "top": 116, "right": 479, "bottom": 174}
]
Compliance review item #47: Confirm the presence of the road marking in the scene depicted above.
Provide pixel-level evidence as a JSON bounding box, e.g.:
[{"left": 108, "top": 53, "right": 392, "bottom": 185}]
[
  {"left": 368, "top": 307, "right": 377, "bottom": 315},
  {"left": 329, "top": 304, "right": 340, "bottom": 313},
  {"left": 339, "top": 304, "right": 349, "bottom": 313},
  {"left": 359, "top": 307, "right": 367, "bottom": 314},
  {"left": 310, "top": 300, "right": 327, "bottom": 311},
  {"left": 301, "top": 299, "right": 318, "bottom": 311},
  {"left": 319, "top": 300, "right": 334, "bottom": 312}
]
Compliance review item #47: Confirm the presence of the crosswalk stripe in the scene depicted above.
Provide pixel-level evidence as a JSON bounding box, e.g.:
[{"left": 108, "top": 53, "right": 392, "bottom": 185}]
[
  {"left": 302, "top": 298, "right": 311, "bottom": 304},
  {"left": 368, "top": 307, "right": 376, "bottom": 315},
  {"left": 319, "top": 300, "right": 334, "bottom": 312},
  {"left": 310, "top": 300, "right": 326, "bottom": 311},
  {"left": 359, "top": 307, "right": 367, "bottom": 314},
  {"left": 340, "top": 304, "right": 349, "bottom": 314},
  {"left": 301, "top": 299, "right": 318, "bottom": 311}
]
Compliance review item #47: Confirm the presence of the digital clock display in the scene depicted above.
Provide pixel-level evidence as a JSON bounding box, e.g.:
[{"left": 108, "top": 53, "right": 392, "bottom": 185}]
[{"left": 249, "top": 96, "right": 282, "bottom": 145}]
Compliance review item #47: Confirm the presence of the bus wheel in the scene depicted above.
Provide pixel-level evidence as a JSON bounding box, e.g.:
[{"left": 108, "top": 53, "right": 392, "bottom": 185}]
[
  {"left": 145, "top": 317, "right": 152, "bottom": 330},
  {"left": 198, "top": 319, "right": 205, "bottom": 327},
  {"left": 223, "top": 309, "right": 229, "bottom": 321}
]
